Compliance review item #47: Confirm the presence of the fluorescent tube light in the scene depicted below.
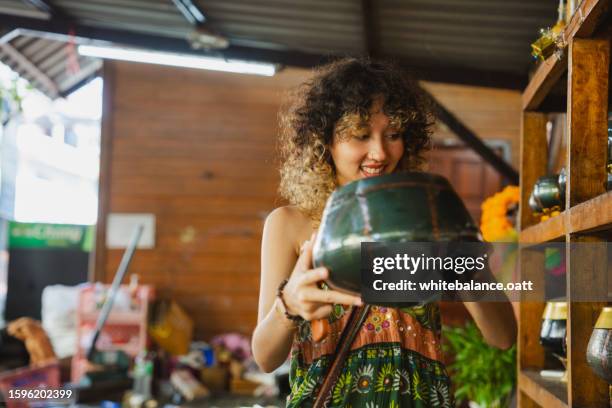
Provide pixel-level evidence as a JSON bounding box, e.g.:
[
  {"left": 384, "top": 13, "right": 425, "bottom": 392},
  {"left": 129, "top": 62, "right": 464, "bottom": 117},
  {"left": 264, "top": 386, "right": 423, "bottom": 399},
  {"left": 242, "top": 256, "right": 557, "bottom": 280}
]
[{"left": 78, "top": 45, "right": 276, "bottom": 76}]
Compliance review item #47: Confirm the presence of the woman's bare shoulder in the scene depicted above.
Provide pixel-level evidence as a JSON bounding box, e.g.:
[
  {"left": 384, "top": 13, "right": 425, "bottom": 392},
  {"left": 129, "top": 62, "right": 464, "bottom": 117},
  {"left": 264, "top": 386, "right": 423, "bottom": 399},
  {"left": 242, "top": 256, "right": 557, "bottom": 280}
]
[
  {"left": 264, "top": 206, "right": 315, "bottom": 254},
  {"left": 266, "top": 205, "right": 309, "bottom": 224}
]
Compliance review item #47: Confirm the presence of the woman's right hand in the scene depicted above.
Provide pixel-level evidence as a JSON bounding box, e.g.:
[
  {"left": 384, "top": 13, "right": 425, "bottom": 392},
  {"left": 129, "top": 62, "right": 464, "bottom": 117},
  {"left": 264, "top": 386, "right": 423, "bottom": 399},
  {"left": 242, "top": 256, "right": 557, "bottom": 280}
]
[{"left": 281, "top": 233, "right": 363, "bottom": 321}]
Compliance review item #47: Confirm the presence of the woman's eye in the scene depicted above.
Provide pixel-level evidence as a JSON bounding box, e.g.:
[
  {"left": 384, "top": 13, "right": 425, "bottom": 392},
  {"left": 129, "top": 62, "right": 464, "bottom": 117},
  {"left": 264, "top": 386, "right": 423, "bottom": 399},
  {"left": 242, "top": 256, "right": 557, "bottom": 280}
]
[
  {"left": 386, "top": 133, "right": 401, "bottom": 140},
  {"left": 354, "top": 134, "right": 369, "bottom": 141}
]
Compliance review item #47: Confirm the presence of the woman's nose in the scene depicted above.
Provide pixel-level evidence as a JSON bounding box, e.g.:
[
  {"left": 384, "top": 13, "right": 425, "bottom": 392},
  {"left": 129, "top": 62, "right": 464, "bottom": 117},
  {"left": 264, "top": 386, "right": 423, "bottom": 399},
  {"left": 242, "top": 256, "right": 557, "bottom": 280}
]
[{"left": 367, "top": 137, "right": 388, "bottom": 161}]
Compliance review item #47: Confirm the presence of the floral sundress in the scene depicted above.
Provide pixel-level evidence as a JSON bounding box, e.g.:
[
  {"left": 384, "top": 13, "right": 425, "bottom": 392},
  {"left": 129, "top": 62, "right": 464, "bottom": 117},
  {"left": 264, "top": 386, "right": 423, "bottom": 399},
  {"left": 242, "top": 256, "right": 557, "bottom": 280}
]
[{"left": 287, "top": 303, "right": 453, "bottom": 408}]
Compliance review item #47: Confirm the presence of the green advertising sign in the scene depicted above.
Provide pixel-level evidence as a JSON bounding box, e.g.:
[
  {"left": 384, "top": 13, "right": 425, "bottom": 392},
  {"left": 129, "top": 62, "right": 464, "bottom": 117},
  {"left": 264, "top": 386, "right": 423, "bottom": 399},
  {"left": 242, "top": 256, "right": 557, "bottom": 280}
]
[{"left": 8, "top": 222, "right": 94, "bottom": 251}]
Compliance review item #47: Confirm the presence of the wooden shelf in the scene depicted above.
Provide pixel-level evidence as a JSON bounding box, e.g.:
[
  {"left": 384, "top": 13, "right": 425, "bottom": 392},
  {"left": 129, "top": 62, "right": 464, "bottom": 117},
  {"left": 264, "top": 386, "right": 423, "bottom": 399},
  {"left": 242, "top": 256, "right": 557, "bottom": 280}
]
[
  {"left": 564, "top": 0, "right": 610, "bottom": 40},
  {"left": 519, "top": 370, "right": 568, "bottom": 408},
  {"left": 523, "top": 54, "right": 566, "bottom": 111},
  {"left": 522, "top": 0, "right": 608, "bottom": 110},
  {"left": 568, "top": 190, "right": 612, "bottom": 234},
  {"left": 519, "top": 212, "right": 566, "bottom": 244},
  {"left": 519, "top": 191, "right": 612, "bottom": 244}
]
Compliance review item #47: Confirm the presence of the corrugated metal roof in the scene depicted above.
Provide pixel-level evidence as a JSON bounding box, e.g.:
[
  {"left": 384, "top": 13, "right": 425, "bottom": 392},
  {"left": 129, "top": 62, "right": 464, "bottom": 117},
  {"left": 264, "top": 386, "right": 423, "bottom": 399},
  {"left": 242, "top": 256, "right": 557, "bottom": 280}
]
[
  {"left": 0, "top": 0, "right": 48, "bottom": 19},
  {"left": 52, "top": 0, "right": 190, "bottom": 38},
  {"left": 202, "top": 0, "right": 365, "bottom": 54},
  {"left": 0, "top": 0, "right": 191, "bottom": 98},
  {"left": 0, "top": 0, "right": 557, "bottom": 99},
  {"left": 378, "top": 0, "right": 554, "bottom": 74},
  {"left": 0, "top": 34, "right": 102, "bottom": 98}
]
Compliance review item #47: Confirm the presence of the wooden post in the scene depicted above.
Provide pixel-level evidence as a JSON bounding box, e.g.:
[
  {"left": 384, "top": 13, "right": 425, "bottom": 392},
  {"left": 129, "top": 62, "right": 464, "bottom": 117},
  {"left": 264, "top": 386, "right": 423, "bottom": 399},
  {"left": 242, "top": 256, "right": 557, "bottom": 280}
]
[
  {"left": 518, "top": 248, "right": 546, "bottom": 364},
  {"left": 566, "top": 36, "right": 610, "bottom": 408},
  {"left": 566, "top": 38, "right": 609, "bottom": 208},
  {"left": 92, "top": 60, "right": 116, "bottom": 283},
  {"left": 517, "top": 246, "right": 547, "bottom": 408},
  {"left": 519, "top": 112, "right": 548, "bottom": 231},
  {"left": 518, "top": 110, "right": 549, "bottom": 408},
  {"left": 566, "top": 235, "right": 608, "bottom": 407}
]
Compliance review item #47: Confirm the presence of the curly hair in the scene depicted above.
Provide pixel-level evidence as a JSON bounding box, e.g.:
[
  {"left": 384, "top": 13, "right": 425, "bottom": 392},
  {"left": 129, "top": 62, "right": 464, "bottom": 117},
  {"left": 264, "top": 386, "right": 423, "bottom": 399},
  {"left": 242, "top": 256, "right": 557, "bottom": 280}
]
[{"left": 278, "top": 57, "right": 434, "bottom": 221}]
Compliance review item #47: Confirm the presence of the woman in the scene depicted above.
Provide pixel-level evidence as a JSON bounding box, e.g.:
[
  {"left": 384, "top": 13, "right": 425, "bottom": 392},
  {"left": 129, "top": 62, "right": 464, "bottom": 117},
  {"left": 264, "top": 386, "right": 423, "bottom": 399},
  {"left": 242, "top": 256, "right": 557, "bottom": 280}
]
[{"left": 251, "top": 58, "right": 516, "bottom": 407}]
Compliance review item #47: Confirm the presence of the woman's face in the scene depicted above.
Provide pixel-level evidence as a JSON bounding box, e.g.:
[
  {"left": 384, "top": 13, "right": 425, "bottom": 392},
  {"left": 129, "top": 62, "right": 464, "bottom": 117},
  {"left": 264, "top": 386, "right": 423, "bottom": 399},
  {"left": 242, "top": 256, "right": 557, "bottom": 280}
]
[{"left": 330, "top": 101, "right": 405, "bottom": 186}]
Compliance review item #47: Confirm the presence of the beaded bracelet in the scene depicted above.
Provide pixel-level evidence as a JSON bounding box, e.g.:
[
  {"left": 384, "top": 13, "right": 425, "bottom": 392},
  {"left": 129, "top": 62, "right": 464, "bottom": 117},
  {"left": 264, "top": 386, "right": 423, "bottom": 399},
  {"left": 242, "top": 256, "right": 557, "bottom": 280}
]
[{"left": 276, "top": 278, "right": 302, "bottom": 323}]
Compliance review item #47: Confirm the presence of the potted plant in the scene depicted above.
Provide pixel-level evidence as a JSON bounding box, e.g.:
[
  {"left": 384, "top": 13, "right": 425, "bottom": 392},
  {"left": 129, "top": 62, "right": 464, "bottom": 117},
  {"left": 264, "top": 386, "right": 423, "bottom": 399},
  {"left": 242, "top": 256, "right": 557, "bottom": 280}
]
[{"left": 443, "top": 322, "right": 516, "bottom": 408}]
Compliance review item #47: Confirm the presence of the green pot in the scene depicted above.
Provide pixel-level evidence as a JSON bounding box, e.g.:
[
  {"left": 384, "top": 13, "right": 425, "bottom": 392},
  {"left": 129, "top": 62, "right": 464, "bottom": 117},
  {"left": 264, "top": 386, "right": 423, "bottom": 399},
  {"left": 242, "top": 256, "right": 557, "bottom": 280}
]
[{"left": 312, "top": 171, "right": 479, "bottom": 294}]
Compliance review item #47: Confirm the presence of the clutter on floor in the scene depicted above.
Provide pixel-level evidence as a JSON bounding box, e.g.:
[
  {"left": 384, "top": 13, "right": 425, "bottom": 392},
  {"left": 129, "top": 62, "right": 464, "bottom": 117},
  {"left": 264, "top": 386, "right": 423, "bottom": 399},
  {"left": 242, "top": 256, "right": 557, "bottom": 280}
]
[
  {"left": 0, "top": 224, "right": 287, "bottom": 407},
  {"left": 0, "top": 279, "right": 289, "bottom": 408}
]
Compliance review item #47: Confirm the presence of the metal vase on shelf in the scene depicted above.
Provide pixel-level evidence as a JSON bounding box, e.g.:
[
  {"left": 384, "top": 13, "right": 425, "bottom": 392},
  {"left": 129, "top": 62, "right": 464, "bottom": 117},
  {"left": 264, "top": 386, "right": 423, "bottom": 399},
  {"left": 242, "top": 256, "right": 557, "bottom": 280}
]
[
  {"left": 533, "top": 175, "right": 563, "bottom": 212},
  {"left": 558, "top": 167, "right": 567, "bottom": 202},
  {"left": 586, "top": 307, "right": 612, "bottom": 403},
  {"left": 529, "top": 190, "right": 543, "bottom": 215},
  {"left": 540, "top": 301, "right": 568, "bottom": 382}
]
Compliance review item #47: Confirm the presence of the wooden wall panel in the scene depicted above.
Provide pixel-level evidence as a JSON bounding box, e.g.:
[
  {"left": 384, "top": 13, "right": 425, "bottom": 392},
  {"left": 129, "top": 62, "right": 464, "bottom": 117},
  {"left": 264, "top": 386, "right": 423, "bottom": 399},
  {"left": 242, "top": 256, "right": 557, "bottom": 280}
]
[
  {"left": 98, "top": 62, "right": 522, "bottom": 339},
  {"left": 425, "top": 145, "right": 504, "bottom": 224},
  {"left": 423, "top": 82, "right": 522, "bottom": 168},
  {"left": 97, "top": 60, "right": 307, "bottom": 338}
]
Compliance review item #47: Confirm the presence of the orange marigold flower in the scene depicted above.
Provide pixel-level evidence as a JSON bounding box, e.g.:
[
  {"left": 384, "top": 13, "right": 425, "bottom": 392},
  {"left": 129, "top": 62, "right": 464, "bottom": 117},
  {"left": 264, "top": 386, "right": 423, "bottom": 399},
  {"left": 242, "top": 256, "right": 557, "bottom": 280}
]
[{"left": 480, "top": 185, "right": 519, "bottom": 242}]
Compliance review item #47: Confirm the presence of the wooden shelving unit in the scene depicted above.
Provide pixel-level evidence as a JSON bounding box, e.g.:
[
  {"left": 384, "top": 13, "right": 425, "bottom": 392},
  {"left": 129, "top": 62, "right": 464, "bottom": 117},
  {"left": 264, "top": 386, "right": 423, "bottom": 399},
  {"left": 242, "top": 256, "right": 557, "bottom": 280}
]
[
  {"left": 522, "top": 0, "right": 609, "bottom": 110},
  {"left": 519, "top": 213, "right": 567, "bottom": 244},
  {"left": 518, "top": 1, "right": 611, "bottom": 407},
  {"left": 519, "top": 191, "right": 612, "bottom": 244},
  {"left": 519, "top": 370, "right": 568, "bottom": 408}
]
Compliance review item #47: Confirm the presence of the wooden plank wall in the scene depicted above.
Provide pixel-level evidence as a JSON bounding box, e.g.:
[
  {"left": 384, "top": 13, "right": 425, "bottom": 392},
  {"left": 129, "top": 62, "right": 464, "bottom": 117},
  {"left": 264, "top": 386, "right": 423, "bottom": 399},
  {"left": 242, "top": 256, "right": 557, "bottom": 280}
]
[
  {"left": 97, "top": 61, "right": 522, "bottom": 339},
  {"left": 426, "top": 145, "right": 504, "bottom": 227},
  {"left": 424, "top": 82, "right": 522, "bottom": 169},
  {"left": 96, "top": 60, "right": 307, "bottom": 338}
]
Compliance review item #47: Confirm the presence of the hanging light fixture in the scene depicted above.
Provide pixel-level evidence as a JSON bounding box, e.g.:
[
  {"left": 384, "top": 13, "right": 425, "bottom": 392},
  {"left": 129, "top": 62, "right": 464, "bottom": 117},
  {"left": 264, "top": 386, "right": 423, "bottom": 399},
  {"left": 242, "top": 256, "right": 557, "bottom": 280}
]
[{"left": 78, "top": 45, "right": 276, "bottom": 76}]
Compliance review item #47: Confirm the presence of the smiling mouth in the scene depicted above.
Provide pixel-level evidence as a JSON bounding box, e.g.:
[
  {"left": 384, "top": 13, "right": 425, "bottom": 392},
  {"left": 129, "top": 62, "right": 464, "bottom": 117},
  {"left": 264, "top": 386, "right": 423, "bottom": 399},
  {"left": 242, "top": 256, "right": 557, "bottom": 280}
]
[{"left": 360, "top": 166, "right": 386, "bottom": 177}]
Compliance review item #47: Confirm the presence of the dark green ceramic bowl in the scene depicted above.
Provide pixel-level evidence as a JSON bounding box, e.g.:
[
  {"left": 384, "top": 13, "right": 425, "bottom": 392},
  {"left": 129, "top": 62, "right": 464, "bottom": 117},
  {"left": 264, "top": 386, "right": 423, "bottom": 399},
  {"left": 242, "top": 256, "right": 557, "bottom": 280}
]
[{"left": 311, "top": 171, "right": 480, "bottom": 294}]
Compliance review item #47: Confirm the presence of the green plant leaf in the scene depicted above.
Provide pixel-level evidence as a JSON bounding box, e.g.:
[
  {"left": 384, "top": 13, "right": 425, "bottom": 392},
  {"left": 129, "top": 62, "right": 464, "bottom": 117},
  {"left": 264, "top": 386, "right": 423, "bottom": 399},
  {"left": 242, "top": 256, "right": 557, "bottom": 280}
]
[{"left": 443, "top": 322, "right": 516, "bottom": 407}]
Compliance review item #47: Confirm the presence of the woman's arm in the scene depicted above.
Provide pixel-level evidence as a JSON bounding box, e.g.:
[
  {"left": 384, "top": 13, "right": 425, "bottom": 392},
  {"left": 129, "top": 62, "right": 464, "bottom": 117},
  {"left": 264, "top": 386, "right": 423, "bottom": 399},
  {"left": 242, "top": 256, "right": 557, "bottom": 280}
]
[
  {"left": 464, "top": 301, "right": 517, "bottom": 350},
  {"left": 251, "top": 208, "right": 301, "bottom": 373},
  {"left": 251, "top": 207, "right": 362, "bottom": 373},
  {"left": 460, "top": 249, "right": 517, "bottom": 349}
]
